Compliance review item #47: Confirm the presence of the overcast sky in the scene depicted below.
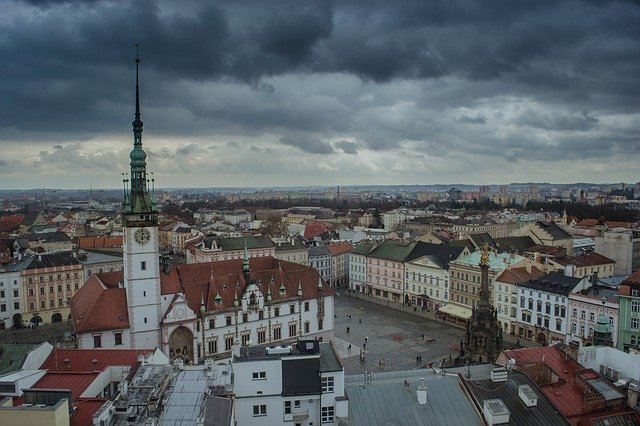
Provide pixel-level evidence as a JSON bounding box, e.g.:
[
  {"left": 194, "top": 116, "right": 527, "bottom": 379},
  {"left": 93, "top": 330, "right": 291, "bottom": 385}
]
[{"left": 1, "top": 0, "right": 639, "bottom": 190}]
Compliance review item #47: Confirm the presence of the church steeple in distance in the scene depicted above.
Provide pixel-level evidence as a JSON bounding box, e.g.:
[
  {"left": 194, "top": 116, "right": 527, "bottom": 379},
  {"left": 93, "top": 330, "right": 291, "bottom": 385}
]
[{"left": 122, "top": 45, "right": 157, "bottom": 221}]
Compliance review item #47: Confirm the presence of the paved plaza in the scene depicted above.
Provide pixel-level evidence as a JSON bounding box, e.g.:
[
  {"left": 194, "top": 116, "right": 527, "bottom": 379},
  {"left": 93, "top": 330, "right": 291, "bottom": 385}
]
[{"left": 333, "top": 294, "right": 466, "bottom": 374}]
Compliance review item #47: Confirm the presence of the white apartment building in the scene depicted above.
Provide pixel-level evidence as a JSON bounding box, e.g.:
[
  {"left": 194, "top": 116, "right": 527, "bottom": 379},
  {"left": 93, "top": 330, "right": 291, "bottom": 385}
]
[
  {"left": 494, "top": 266, "right": 544, "bottom": 335},
  {"left": 382, "top": 208, "right": 428, "bottom": 231},
  {"left": 349, "top": 242, "right": 375, "bottom": 293},
  {"left": 516, "top": 272, "right": 590, "bottom": 344},
  {"left": 404, "top": 255, "right": 450, "bottom": 310},
  {"left": 0, "top": 269, "right": 22, "bottom": 330},
  {"left": 233, "top": 340, "right": 347, "bottom": 426}
]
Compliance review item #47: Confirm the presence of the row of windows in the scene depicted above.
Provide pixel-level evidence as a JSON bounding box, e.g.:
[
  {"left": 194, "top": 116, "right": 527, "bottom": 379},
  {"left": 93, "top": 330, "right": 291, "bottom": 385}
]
[
  {"left": 28, "top": 283, "right": 78, "bottom": 295},
  {"left": 93, "top": 332, "right": 123, "bottom": 348},
  {"left": 0, "top": 289, "right": 19, "bottom": 299},
  {"left": 369, "top": 259, "right": 400, "bottom": 268},
  {"left": 27, "top": 272, "right": 80, "bottom": 284},
  {"left": 0, "top": 280, "right": 19, "bottom": 287},
  {"left": 0, "top": 302, "right": 19, "bottom": 311},
  {"left": 209, "top": 303, "right": 312, "bottom": 328},
  {"left": 206, "top": 320, "right": 324, "bottom": 354},
  {"left": 29, "top": 298, "right": 69, "bottom": 310}
]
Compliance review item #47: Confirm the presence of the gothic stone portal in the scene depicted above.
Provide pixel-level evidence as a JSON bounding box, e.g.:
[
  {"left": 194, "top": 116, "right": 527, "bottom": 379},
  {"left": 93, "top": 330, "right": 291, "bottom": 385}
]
[{"left": 169, "top": 326, "right": 194, "bottom": 364}]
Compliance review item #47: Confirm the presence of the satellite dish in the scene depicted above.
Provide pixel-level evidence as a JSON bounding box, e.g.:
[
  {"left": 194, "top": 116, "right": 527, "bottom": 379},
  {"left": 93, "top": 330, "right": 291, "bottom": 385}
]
[{"left": 507, "top": 358, "right": 516, "bottom": 370}]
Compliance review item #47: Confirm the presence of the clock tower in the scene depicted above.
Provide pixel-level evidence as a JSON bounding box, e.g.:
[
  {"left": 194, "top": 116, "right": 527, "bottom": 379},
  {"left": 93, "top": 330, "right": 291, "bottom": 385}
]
[{"left": 121, "top": 53, "right": 162, "bottom": 350}]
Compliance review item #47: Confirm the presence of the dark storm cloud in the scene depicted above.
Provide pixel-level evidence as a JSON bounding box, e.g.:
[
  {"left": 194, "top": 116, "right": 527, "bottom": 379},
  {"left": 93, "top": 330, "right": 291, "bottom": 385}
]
[
  {"left": 1, "top": 0, "right": 639, "bottom": 184},
  {"left": 335, "top": 140, "right": 358, "bottom": 154},
  {"left": 515, "top": 111, "right": 599, "bottom": 132},
  {"left": 458, "top": 115, "right": 486, "bottom": 124},
  {"left": 279, "top": 133, "right": 334, "bottom": 154}
]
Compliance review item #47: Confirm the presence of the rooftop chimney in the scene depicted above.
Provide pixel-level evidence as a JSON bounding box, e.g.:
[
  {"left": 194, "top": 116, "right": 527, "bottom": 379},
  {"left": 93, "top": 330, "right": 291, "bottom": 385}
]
[{"left": 417, "top": 378, "right": 427, "bottom": 405}]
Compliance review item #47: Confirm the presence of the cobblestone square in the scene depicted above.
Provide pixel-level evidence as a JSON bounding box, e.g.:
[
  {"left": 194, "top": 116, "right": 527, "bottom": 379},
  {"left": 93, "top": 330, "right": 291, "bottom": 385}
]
[{"left": 333, "top": 294, "right": 466, "bottom": 374}]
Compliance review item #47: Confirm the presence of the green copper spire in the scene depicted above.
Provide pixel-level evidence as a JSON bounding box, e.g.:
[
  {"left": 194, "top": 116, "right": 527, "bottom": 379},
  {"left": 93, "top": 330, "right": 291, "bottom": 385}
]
[{"left": 122, "top": 46, "right": 157, "bottom": 217}]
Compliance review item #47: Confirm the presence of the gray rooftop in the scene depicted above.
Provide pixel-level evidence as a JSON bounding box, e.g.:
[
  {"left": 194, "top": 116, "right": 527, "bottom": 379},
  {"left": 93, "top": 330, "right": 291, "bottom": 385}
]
[
  {"left": 343, "top": 370, "right": 483, "bottom": 426},
  {"left": 447, "top": 364, "right": 568, "bottom": 426},
  {"left": 319, "top": 342, "right": 343, "bottom": 372},
  {"left": 159, "top": 369, "right": 209, "bottom": 426}
]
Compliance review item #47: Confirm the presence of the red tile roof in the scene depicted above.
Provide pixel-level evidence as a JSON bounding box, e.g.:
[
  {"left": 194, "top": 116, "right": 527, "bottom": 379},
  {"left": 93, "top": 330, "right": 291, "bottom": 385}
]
[
  {"left": 327, "top": 241, "right": 354, "bottom": 255},
  {"left": 32, "top": 372, "right": 99, "bottom": 399},
  {"left": 72, "top": 398, "right": 108, "bottom": 426},
  {"left": 525, "top": 244, "right": 567, "bottom": 256},
  {"left": 0, "top": 214, "right": 23, "bottom": 232},
  {"left": 552, "top": 252, "right": 615, "bottom": 268},
  {"left": 76, "top": 236, "right": 123, "bottom": 249},
  {"left": 71, "top": 257, "right": 333, "bottom": 333},
  {"left": 70, "top": 274, "right": 129, "bottom": 333},
  {"left": 41, "top": 348, "right": 152, "bottom": 372},
  {"left": 303, "top": 221, "right": 335, "bottom": 239},
  {"left": 504, "top": 345, "right": 628, "bottom": 422},
  {"left": 496, "top": 266, "right": 543, "bottom": 284}
]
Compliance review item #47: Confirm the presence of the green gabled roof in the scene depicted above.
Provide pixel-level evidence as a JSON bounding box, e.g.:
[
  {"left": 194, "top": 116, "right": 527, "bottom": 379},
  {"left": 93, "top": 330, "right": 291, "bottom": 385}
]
[
  {"left": 0, "top": 343, "right": 40, "bottom": 376},
  {"left": 352, "top": 241, "right": 376, "bottom": 256},
  {"left": 367, "top": 240, "right": 417, "bottom": 262}
]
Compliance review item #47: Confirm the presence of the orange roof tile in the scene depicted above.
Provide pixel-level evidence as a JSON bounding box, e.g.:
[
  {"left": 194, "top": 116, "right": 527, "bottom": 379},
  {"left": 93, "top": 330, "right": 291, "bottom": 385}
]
[
  {"left": 70, "top": 275, "right": 129, "bottom": 333},
  {"left": 496, "top": 266, "right": 543, "bottom": 284},
  {"left": 76, "top": 236, "right": 123, "bottom": 249},
  {"left": 327, "top": 241, "right": 354, "bottom": 255}
]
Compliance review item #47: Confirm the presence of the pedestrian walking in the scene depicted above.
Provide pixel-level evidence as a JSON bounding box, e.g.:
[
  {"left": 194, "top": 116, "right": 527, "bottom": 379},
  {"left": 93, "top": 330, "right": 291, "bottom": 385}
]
[
  {"left": 365, "top": 336, "right": 368, "bottom": 342},
  {"left": 359, "top": 318, "right": 362, "bottom": 324},
  {"left": 348, "top": 344, "right": 351, "bottom": 351},
  {"left": 347, "top": 327, "right": 350, "bottom": 333}
]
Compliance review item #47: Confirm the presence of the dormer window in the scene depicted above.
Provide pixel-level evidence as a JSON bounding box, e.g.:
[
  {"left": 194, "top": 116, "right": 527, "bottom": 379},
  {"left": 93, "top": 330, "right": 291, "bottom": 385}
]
[
  {"left": 214, "top": 292, "right": 222, "bottom": 305},
  {"left": 249, "top": 292, "right": 257, "bottom": 306},
  {"left": 279, "top": 283, "right": 286, "bottom": 295}
]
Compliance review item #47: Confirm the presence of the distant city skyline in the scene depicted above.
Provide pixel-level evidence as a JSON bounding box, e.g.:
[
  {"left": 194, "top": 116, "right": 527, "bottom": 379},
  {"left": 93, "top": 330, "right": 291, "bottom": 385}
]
[{"left": 1, "top": 0, "right": 639, "bottom": 189}]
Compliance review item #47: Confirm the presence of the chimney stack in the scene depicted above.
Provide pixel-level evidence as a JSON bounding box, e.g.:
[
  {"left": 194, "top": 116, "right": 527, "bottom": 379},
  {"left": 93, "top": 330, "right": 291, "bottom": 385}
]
[{"left": 417, "top": 378, "right": 427, "bottom": 405}]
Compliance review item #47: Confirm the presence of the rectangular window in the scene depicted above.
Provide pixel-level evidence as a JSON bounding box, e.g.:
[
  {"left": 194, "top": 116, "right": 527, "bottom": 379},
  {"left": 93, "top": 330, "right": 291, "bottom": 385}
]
[
  {"left": 289, "top": 323, "right": 297, "bottom": 337},
  {"left": 631, "top": 317, "right": 639, "bottom": 329},
  {"left": 0, "top": 304, "right": 5, "bottom": 312},
  {"left": 242, "top": 313, "right": 248, "bottom": 323},
  {"left": 290, "top": 304, "right": 295, "bottom": 314},
  {"left": 258, "top": 329, "right": 266, "bottom": 344},
  {"left": 224, "top": 335, "right": 234, "bottom": 351},
  {"left": 252, "top": 371, "right": 267, "bottom": 380},
  {"left": 274, "top": 307, "right": 280, "bottom": 317},
  {"left": 258, "top": 310, "right": 264, "bottom": 320},
  {"left": 13, "top": 289, "right": 18, "bottom": 298},
  {"left": 321, "top": 406, "right": 335, "bottom": 423},
  {"left": 318, "top": 319, "right": 324, "bottom": 330},
  {"left": 321, "top": 376, "right": 334, "bottom": 392},
  {"left": 141, "top": 261, "right": 146, "bottom": 271},
  {"left": 226, "top": 315, "right": 232, "bottom": 326},
  {"left": 273, "top": 326, "right": 282, "bottom": 340},
  {"left": 241, "top": 333, "right": 250, "bottom": 346},
  {"left": 304, "top": 302, "right": 310, "bottom": 312},
  {"left": 114, "top": 332, "right": 122, "bottom": 346},
  {"left": 208, "top": 339, "right": 218, "bottom": 354},
  {"left": 632, "top": 301, "right": 640, "bottom": 313},
  {"left": 209, "top": 319, "right": 215, "bottom": 329},
  {"left": 93, "top": 335, "right": 102, "bottom": 348},
  {"left": 284, "top": 401, "right": 291, "bottom": 414},
  {"left": 252, "top": 405, "right": 267, "bottom": 416}
]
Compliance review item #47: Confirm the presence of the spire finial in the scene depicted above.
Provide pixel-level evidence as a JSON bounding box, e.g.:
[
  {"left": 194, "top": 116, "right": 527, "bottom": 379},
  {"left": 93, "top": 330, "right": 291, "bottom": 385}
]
[{"left": 134, "top": 43, "right": 141, "bottom": 122}]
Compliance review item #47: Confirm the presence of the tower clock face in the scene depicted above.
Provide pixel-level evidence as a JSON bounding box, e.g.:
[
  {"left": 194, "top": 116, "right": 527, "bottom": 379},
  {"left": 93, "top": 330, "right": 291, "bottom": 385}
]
[{"left": 133, "top": 228, "right": 151, "bottom": 246}]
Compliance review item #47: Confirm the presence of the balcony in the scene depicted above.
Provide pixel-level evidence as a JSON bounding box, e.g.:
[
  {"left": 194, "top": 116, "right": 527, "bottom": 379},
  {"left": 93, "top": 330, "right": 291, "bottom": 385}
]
[{"left": 283, "top": 409, "right": 309, "bottom": 422}]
